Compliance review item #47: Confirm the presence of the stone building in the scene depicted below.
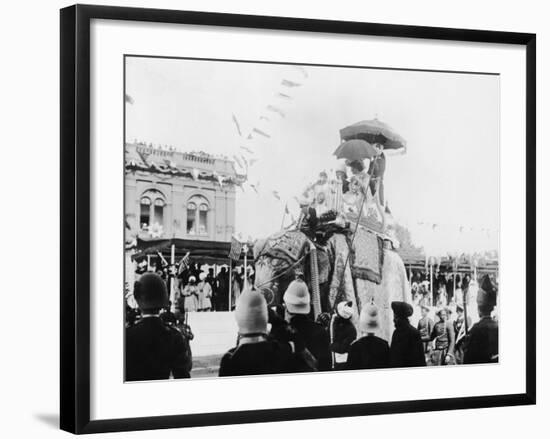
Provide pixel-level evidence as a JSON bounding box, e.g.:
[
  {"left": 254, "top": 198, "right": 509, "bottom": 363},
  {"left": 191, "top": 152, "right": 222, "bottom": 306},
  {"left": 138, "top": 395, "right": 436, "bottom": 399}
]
[{"left": 125, "top": 142, "right": 243, "bottom": 243}]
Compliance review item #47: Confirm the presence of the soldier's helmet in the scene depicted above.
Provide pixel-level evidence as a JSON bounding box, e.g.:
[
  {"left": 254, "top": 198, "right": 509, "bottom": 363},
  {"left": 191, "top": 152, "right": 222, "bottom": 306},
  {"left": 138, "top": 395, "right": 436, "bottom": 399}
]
[{"left": 134, "top": 272, "right": 169, "bottom": 311}]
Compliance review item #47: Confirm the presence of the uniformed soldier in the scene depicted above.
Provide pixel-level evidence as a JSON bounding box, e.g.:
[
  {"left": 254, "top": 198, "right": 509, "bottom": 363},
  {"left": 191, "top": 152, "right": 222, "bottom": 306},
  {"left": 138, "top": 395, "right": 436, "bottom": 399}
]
[
  {"left": 453, "top": 304, "right": 472, "bottom": 364},
  {"left": 417, "top": 304, "right": 434, "bottom": 355},
  {"left": 389, "top": 301, "right": 426, "bottom": 368},
  {"left": 279, "top": 279, "right": 331, "bottom": 371},
  {"left": 347, "top": 303, "right": 390, "bottom": 370},
  {"left": 463, "top": 275, "right": 499, "bottom": 364},
  {"left": 430, "top": 307, "right": 456, "bottom": 365},
  {"left": 125, "top": 273, "right": 192, "bottom": 381},
  {"left": 219, "top": 288, "right": 296, "bottom": 376}
]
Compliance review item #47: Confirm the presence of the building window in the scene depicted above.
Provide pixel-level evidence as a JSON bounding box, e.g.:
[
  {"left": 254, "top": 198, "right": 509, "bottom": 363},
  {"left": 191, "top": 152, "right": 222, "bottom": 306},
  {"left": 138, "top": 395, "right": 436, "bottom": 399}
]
[
  {"left": 199, "top": 204, "right": 208, "bottom": 234},
  {"left": 186, "top": 202, "right": 197, "bottom": 235},
  {"left": 139, "top": 190, "right": 166, "bottom": 233},
  {"left": 187, "top": 196, "right": 209, "bottom": 236},
  {"left": 140, "top": 197, "right": 151, "bottom": 229},
  {"left": 154, "top": 198, "right": 165, "bottom": 225}
]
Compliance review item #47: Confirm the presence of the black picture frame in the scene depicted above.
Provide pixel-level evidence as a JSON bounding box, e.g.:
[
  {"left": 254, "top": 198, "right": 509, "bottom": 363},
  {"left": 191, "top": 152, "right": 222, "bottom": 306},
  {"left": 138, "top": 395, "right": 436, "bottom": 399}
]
[{"left": 60, "top": 4, "right": 536, "bottom": 434}]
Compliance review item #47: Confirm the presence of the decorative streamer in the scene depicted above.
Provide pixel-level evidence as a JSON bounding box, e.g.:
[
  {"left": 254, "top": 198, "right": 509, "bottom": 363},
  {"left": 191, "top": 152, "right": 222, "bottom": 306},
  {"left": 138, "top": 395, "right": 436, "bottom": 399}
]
[
  {"left": 232, "top": 113, "right": 242, "bottom": 137},
  {"left": 266, "top": 104, "right": 285, "bottom": 118},
  {"left": 292, "top": 65, "right": 309, "bottom": 78},
  {"left": 281, "top": 79, "right": 302, "bottom": 87},
  {"left": 252, "top": 127, "right": 271, "bottom": 138},
  {"left": 240, "top": 145, "right": 254, "bottom": 155}
]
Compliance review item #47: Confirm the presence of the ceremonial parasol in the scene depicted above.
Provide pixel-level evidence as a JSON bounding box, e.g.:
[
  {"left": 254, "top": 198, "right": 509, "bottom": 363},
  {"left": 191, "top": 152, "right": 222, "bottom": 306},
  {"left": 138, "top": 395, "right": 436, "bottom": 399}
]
[
  {"left": 333, "top": 138, "right": 378, "bottom": 161},
  {"left": 340, "top": 118, "right": 406, "bottom": 150}
]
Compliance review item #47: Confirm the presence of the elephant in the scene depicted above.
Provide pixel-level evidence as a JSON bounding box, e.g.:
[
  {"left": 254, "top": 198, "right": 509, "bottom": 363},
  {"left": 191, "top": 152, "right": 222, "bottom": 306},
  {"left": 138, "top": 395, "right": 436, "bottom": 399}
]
[{"left": 254, "top": 227, "right": 412, "bottom": 342}]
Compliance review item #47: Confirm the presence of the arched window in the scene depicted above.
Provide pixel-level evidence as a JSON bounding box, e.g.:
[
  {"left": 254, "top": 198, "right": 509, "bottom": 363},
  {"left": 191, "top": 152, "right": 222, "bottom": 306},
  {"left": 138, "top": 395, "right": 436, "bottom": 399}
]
[
  {"left": 139, "top": 190, "right": 166, "bottom": 231},
  {"left": 186, "top": 202, "right": 197, "bottom": 235},
  {"left": 186, "top": 196, "right": 209, "bottom": 236},
  {"left": 198, "top": 203, "right": 208, "bottom": 234},
  {"left": 154, "top": 198, "right": 165, "bottom": 225},
  {"left": 140, "top": 197, "right": 151, "bottom": 229}
]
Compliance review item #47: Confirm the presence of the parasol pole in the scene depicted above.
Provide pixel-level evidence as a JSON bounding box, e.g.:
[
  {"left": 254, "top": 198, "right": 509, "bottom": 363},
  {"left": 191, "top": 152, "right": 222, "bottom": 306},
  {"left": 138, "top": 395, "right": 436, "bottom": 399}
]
[
  {"left": 334, "top": 172, "right": 372, "bottom": 309},
  {"left": 147, "top": 254, "right": 151, "bottom": 272}
]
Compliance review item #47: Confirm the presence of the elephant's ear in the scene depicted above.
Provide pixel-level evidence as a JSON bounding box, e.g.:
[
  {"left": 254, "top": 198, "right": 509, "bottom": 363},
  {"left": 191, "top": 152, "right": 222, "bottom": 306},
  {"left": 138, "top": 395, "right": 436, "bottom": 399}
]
[{"left": 253, "top": 238, "right": 268, "bottom": 259}]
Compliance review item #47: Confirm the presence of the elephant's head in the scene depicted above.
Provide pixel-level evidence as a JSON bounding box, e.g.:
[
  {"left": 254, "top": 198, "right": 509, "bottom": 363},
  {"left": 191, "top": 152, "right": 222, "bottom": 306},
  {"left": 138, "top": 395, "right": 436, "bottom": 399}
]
[{"left": 253, "top": 231, "right": 309, "bottom": 306}]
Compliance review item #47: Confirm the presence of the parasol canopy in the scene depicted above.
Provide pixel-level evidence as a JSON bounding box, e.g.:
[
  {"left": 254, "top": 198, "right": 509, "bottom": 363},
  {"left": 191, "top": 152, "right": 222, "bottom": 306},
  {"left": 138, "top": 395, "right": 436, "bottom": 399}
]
[
  {"left": 340, "top": 119, "right": 406, "bottom": 150},
  {"left": 333, "top": 138, "right": 378, "bottom": 161}
]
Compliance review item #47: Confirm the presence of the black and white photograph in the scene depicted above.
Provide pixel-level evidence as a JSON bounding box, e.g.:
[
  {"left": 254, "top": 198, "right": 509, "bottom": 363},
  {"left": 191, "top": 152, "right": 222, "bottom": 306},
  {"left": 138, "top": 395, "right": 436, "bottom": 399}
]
[{"left": 123, "top": 56, "right": 500, "bottom": 381}]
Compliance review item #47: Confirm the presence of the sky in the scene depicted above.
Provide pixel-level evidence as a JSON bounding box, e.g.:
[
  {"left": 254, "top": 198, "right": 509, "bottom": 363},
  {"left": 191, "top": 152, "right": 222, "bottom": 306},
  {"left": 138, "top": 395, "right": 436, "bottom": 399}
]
[{"left": 125, "top": 56, "right": 499, "bottom": 255}]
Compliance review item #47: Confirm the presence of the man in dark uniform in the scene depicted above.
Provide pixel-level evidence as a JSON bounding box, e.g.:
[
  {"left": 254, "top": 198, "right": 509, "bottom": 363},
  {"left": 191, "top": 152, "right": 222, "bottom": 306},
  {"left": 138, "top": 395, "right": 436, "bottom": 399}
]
[
  {"left": 219, "top": 288, "right": 297, "bottom": 376},
  {"left": 347, "top": 303, "right": 389, "bottom": 369},
  {"left": 417, "top": 304, "right": 434, "bottom": 354},
  {"left": 277, "top": 278, "right": 331, "bottom": 371},
  {"left": 463, "top": 275, "right": 499, "bottom": 364},
  {"left": 430, "top": 307, "right": 455, "bottom": 365},
  {"left": 206, "top": 268, "right": 217, "bottom": 311},
  {"left": 389, "top": 301, "right": 426, "bottom": 368},
  {"left": 216, "top": 267, "right": 229, "bottom": 311},
  {"left": 125, "top": 273, "right": 192, "bottom": 381}
]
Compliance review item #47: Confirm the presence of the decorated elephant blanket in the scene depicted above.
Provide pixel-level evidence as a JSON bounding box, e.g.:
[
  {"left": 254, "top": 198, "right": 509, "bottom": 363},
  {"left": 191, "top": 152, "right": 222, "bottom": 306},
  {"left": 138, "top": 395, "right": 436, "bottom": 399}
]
[{"left": 328, "top": 229, "right": 411, "bottom": 342}]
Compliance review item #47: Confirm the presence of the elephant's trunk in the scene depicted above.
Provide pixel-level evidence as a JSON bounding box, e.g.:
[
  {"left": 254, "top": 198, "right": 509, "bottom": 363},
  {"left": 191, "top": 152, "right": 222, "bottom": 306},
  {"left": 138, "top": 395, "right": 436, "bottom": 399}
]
[{"left": 253, "top": 259, "right": 280, "bottom": 306}]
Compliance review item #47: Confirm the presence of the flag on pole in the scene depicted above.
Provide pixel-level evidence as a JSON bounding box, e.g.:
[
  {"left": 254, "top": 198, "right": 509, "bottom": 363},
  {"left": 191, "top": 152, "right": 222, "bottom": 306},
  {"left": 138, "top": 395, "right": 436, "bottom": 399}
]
[
  {"left": 177, "top": 252, "right": 190, "bottom": 275},
  {"left": 125, "top": 94, "right": 134, "bottom": 105},
  {"left": 229, "top": 236, "right": 242, "bottom": 261}
]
